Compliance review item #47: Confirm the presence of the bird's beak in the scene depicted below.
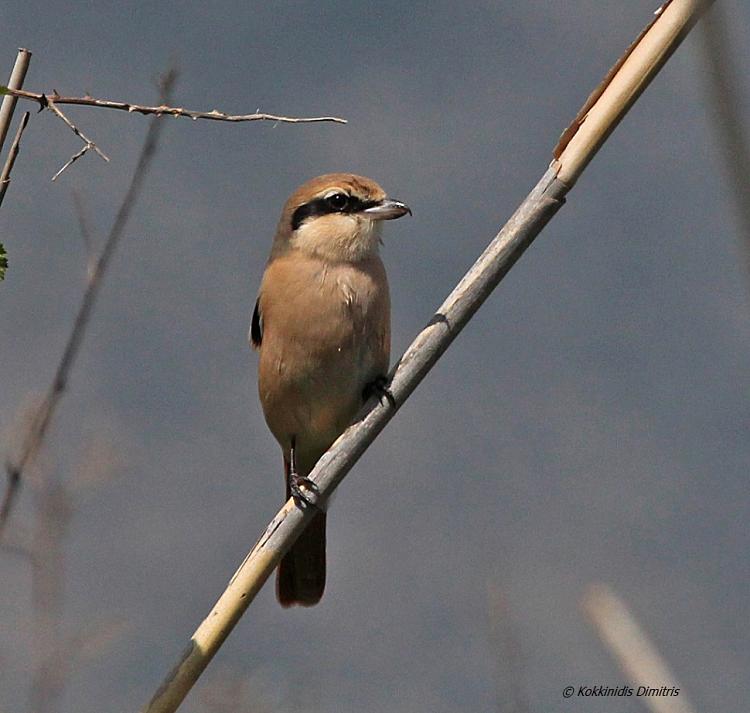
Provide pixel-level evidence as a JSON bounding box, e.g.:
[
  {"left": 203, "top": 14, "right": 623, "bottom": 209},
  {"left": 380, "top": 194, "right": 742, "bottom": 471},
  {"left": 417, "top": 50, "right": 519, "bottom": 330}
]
[{"left": 362, "top": 198, "right": 412, "bottom": 220}]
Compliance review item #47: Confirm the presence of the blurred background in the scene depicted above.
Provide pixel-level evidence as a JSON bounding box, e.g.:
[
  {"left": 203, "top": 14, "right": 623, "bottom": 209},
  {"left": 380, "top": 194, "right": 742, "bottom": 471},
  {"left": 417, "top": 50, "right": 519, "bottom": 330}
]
[{"left": 1, "top": 2, "right": 748, "bottom": 711}]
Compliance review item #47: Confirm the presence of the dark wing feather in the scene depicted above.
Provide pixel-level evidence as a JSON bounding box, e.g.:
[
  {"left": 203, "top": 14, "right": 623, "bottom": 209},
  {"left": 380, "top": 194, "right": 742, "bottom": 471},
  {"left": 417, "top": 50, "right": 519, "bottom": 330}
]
[{"left": 250, "top": 297, "right": 263, "bottom": 348}]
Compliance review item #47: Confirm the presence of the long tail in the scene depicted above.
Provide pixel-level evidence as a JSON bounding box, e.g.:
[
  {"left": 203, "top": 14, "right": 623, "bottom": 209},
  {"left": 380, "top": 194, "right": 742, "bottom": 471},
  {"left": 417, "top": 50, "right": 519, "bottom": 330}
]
[{"left": 276, "top": 458, "right": 326, "bottom": 607}]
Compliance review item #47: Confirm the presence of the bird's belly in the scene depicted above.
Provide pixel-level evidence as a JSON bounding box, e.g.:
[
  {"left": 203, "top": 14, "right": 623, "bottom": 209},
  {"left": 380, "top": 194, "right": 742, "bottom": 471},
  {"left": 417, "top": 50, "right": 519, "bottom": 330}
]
[
  {"left": 258, "top": 336, "right": 380, "bottom": 458},
  {"left": 256, "top": 254, "right": 390, "bottom": 463}
]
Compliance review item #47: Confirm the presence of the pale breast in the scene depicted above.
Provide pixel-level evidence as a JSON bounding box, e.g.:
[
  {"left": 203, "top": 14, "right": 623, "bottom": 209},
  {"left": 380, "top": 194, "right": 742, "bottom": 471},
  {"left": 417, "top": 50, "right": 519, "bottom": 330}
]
[{"left": 256, "top": 252, "right": 390, "bottom": 453}]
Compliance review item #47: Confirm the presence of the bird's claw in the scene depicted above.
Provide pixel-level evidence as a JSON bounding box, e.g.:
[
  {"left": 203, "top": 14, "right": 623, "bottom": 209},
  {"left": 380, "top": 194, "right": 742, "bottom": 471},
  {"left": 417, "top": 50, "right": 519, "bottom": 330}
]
[
  {"left": 290, "top": 472, "right": 321, "bottom": 510},
  {"left": 363, "top": 375, "right": 396, "bottom": 408}
]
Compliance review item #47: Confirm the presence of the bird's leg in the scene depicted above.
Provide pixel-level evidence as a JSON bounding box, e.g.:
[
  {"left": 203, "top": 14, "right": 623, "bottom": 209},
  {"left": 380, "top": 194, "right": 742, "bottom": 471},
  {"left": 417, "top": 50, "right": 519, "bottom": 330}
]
[
  {"left": 363, "top": 374, "right": 396, "bottom": 408},
  {"left": 288, "top": 436, "right": 320, "bottom": 509}
]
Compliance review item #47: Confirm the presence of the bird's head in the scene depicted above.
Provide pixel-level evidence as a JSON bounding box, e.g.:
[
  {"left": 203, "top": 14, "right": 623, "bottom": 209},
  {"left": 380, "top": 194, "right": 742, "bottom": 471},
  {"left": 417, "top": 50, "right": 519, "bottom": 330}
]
[{"left": 272, "top": 173, "right": 411, "bottom": 262}]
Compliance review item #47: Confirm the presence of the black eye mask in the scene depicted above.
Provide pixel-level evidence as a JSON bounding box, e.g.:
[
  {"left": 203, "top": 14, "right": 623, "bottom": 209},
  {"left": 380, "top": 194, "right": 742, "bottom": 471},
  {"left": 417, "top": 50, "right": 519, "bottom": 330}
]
[{"left": 290, "top": 194, "right": 378, "bottom": 231}]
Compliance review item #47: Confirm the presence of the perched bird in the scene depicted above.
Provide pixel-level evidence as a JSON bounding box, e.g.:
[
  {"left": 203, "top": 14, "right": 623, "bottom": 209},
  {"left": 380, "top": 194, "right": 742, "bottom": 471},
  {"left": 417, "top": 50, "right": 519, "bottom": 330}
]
[{"left": 250, "top": 173, "right": 410, "bottom": 607}]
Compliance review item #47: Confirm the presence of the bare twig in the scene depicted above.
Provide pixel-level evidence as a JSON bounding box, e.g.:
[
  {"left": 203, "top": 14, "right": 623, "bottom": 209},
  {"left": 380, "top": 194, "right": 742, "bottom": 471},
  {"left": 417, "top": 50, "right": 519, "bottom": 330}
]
[
  {"left": 0, "top": 457, "right": 23, "bottom": 539},
  {"left": 24, "top": 497, "right": 128, "bottom": 710},
  {"left": 583, "top": 584, "right": 698, "bottom": 713},
  {"left": 0, "top": 112, "right": 30, "bottom": 206},
  {"left": 0, "top": 83, "right": 344, "bottom": 179},
  {"left": 29, "top": 464, "right": 73, "bottom": 713},
  {"left": 32, "top": 96, "right": 110, "bottom": 180},
  {"left": 45, "top": 99, "right": 110, "bottom": 180},
  {"left": 0, "top": 69, "right": 178, "bottom": 543},
  {"left": 46, "top": 99, "right": 110, "bottom": 164},
  {"left": 696, "top": 4, "right": 750, "bottom": 280},
  {"left": 0, "top": 49, "right": 31, "bottom": 154},
  {"left": 487, "top": 584, "right": 530, "bottom": 713},
  {"left": 142, "top": 3, "right": 714, "bottom": 711},
  {"left": 3, "top": 85, "right": 347, "bottom": 125},
  {"left": 51, "top": 142, "right": 95, "bottom": 182}
]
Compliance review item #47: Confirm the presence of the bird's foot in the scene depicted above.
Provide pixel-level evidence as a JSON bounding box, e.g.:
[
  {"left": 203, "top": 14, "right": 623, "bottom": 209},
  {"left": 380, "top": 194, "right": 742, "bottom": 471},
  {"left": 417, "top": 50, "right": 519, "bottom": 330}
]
[
  {"left": 363, "top": 375, "right": 396, "bottom": 408},
  {"left": 289, "top": 471, "right": 321, "bottom": 510}
]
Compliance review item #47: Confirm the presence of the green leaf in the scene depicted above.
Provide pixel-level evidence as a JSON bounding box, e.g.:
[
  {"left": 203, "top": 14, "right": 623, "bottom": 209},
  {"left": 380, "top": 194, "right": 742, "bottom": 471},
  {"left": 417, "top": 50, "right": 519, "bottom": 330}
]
[
  {"left": 0, "top": 86, "right": 8, "bottom": 96},
  {"left": 0, "top": 243, "right": 7, "bottom": 280}
]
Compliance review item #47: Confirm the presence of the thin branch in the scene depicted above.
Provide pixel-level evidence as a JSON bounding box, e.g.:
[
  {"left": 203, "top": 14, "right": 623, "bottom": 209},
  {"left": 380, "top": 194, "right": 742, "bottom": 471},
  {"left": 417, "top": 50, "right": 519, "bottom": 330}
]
[
  {"left": 0, "top": 48, "right": 31, "bottom": 154},
  {"left": 0, "top": 69, "right": 178, "bottom": 543},
  {"left": 3, "top": 85, "right": 347, "bottom": 125},
  {"left": 0, "top": 111, "right": 30, "bottom": 206},
  {"left": 45, "top": 99, "right": 109, "bottom": 163},
  {"left": 583, "top": 584, "right": 698, "bottom": 713},
  {"left": 29, "top": 464, "right": 73, "bottom": 713},
  {"left": 142, "top": 3, "right": 715, "bottom": 711},
  {"left": 695, "top": 4, "right": 750, "bottom": 281},
  {"left": 51, "top": 142, "right": 95, "bottom": 182},
  {"left": 0, "top": 459, "right": 22, "bottom": 539},
  {"left": 487, "top": 584, "right": 530, "bottom": 713},
  {"left": 1, "top": 82, "right": 344, "bottom": 180},
  {"left": 33, "top": 96, "right": 110, "bottom": 180}
]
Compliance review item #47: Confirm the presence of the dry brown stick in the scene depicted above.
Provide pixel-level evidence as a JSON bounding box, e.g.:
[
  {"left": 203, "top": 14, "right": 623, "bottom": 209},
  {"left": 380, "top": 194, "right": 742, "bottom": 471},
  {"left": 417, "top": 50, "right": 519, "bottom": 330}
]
[
  {"left": 51, "top": 142, "right": 97, "bottom": 182},
  {"left": 1, "top": 84, "right": 345, "bottom": 180},
  {"left": 0, "top": 69, "right": 178, "bottom": 543},
  {"left": 583, "top": 584, "right": 698, "bottom": 713},
  {"left": 0, "top": 111, "right": 29, "bottom": 206},
  {"left": 46, "top": 99, "right": 110, "bottom": 163},
  {"left": 2, "top": 85, "right": 347, "bottom": 125},
  {"left": 142, "top": 3, "right": 714, "bottom": 712}
]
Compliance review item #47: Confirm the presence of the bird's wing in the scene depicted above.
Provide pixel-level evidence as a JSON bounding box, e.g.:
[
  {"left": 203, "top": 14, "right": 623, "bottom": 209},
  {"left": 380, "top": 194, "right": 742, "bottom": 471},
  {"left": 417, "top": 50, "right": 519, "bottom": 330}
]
[{"left": 250, "top": 297, "right": 263, "bottom": 349}]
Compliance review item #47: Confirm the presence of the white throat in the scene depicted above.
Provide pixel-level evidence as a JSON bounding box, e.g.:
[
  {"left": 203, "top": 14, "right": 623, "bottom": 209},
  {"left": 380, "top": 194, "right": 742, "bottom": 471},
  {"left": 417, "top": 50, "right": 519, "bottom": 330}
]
[{"left": 292, "top": 215, "right": 382, "bottom": 263}]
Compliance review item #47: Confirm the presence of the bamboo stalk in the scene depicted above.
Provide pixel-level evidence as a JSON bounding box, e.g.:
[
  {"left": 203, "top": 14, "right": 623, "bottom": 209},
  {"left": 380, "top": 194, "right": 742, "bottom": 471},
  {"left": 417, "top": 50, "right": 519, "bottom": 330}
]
[
  {"left": 142, "top": 2, "right": 714, "bottom": 711},
  {"left": 0, "top": 48, "right": 31, "bottom": 154},
  {"left": 554, "top": 0, "right": 709, "bottom": 185},
  {"left": 583, "top": 584, "right": 698, "bottom": 713}
]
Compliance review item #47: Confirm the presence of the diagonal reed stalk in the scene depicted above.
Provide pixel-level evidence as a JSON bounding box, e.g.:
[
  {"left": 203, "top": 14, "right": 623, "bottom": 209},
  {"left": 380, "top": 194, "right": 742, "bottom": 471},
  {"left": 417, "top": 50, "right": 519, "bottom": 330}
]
[{"left": 142, "top": 2, "right": 715, "bottom": 711}]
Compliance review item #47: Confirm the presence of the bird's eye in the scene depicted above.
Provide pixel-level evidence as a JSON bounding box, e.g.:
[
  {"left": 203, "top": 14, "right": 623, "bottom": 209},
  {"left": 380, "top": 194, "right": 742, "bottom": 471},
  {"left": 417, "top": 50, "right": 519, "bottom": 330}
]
[{"left": 326, "top": 192, "right": 349, "bottom": 211}]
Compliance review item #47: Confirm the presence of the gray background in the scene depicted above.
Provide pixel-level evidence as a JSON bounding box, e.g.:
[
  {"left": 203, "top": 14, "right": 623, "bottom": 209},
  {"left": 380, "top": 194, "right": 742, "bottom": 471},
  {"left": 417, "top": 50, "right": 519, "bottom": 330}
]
[{"left": 1, "top": 2, "right": 748, "bottom": 711}]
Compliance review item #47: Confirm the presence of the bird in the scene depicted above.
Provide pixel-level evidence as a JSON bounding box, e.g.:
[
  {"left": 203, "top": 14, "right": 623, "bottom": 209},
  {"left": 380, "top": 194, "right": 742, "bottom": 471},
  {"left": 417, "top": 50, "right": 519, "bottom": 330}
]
[{"left": 250, "top": 173, "right": 410, "bottom": 607}]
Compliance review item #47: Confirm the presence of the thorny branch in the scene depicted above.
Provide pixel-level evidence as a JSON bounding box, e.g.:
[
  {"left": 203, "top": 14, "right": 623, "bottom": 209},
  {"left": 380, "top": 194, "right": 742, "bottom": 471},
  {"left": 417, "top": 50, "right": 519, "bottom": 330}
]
[
  {"left": 2, "top": 86, "right": 348, "bottom": 125},
  {"left": 0, "top": 85, "right": 346, "bottom": 180},
  {"left": 0, "top": 69, "right": 179, "bottom": 543},
  {"left": 45, "top": 100, "right": 109, "bottom": 162},
  {"left": 45, "top": 100, "right": 109, "bottom": 180}
]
